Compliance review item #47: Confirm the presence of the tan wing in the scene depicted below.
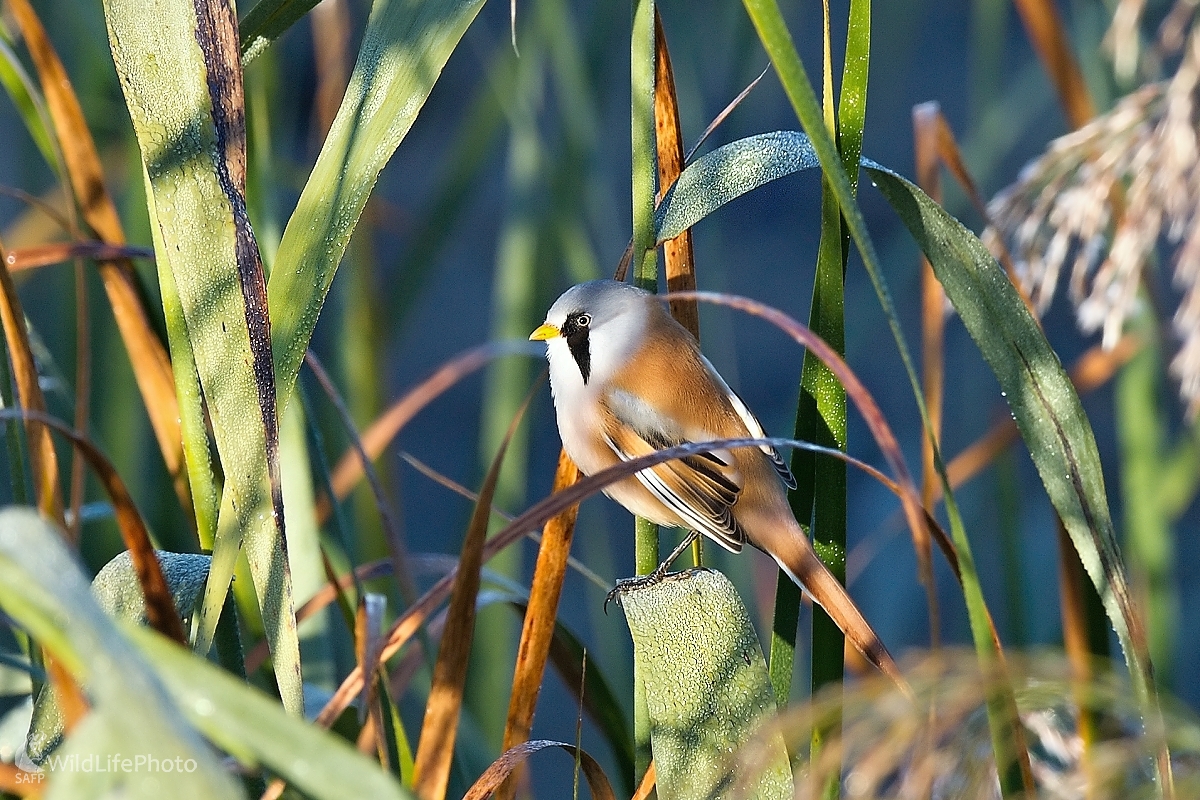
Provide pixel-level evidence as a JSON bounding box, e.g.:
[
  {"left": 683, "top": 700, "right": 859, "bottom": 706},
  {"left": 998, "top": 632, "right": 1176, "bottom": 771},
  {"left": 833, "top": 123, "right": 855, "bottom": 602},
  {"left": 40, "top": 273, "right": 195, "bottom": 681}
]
[
  {"left": 600, "top": 392, "right": 745, "bottom": 552},
  {"left": 700, "top": 354, "right": 796, "bottom": 489}
]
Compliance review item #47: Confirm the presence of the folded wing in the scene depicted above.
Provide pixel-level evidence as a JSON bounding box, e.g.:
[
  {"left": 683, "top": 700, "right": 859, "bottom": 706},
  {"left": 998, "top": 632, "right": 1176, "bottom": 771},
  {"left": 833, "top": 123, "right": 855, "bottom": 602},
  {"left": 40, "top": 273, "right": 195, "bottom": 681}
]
[{"left": 600, "top": 390, "right": 746, "bottom": 552}]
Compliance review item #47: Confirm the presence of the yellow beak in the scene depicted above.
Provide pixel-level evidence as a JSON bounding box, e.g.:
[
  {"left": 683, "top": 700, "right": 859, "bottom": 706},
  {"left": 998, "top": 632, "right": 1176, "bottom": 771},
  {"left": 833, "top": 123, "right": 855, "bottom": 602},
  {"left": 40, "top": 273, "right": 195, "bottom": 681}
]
[{"left": 529, "top": 323, "right": 561, "bottom": 341}]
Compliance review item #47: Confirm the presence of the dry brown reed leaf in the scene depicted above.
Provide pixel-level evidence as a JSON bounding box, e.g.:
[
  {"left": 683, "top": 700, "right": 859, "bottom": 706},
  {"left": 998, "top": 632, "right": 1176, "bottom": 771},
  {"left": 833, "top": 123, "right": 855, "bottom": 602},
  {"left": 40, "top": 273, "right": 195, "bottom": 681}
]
[
  {"left": 914, "top": 102, "right": 946, "bottom": 516},
  {"left": 462, "top": 740, "right": 617, "bottom": 800},
  {"left": 320, "top": 340, "right": 536, "bottom": 521},
  {"left": 496, "top": 451, "right": 580, "bottom": 800},
  {"left": 5, "top": 0, "right": 187, "bottom": 513},
  {"left": 4, "top": 243, "right": 154, "bottom": 271},
  {"left": 0, "top": 408, "right": 187, "bottom": 645},
  {"left": 654, "top": 11, "right": 699, "bottom": 340},
  {"left": 914, "top": 102, "right": 946, "bottom": 647},
  {"left": 411, "top": 382, "right": 537, "bottom": 800},
  {"left": 0, "top": 240, "right": 62, "bottom": 524},
  {"left": 632, "top": 760, "right": 657, "bottom": 800},
  {"left": 0, "top": 761, "right": 43, "bottom": 797},
  {"left": 1012, "top": 0, "right": 1097, "bottom": 128}
]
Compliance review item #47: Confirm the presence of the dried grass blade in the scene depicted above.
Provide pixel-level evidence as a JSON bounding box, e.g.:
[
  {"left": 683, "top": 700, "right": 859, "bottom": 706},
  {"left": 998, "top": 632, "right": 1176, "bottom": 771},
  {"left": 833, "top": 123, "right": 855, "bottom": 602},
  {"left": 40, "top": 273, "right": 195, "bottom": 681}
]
[
  {"left": 653, "top": 12, "right": 699, "bottom": 340},
  {"left": 684, "top": 68, "right": 769, "bottom": 163},
  {"left": 411, "top": 383, "right": 536, "bottom": 800},
  {"left": 914, "top": 102, "right": 944, "bottom": 515},
  {"left": 1011, "top": 0, "right": 1095, "bottom": 129},
  {"left": 462, "top": 740, "right": 616, "bottom": 800},
  {"left": 6, "top": 0, "right": 186, "bottom": 512},
  {"left": 496, "top": 451, "right": 580, "bottom": 800},
  {"left": 0, "top": 242, "right": 62, "bottom": 523},
  {"left": 632, "top": 760, "right": 656, "bottom": 800},
  {"left": 305, "top": 351, "right": 416, "bottom": 604},
  {"left": 320, "top": 341, "right": 537, "bottom": 520},
  {"left": 0, "top": 408, "right": 187, "bottom": 645},
  {"left": 314, "top": 431, "right": 913, "bottom": 729},
  {"left": 913, "top": 102, "right": 945, "bottom": 650},
  {"left": 4, "top": 243, "right": 156, "bottom": 271}
]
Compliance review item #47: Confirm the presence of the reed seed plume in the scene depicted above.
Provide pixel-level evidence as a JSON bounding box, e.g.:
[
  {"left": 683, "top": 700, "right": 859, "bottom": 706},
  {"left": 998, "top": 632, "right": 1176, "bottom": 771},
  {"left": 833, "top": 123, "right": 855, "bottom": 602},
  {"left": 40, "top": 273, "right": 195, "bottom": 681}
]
[
  {"left": 734, "top": 650, "right": 1200, "bottom": 799},
  {"left": 987, "top": 0, "right": 1200, "bottom": 415}
]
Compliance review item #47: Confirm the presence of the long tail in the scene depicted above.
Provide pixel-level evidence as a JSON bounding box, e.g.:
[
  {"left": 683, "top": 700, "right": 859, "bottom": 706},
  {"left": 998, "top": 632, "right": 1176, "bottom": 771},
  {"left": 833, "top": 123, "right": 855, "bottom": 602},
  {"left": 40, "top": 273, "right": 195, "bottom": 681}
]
[{"left": 759, "top": 524, "right": 913, "bottom": 699}]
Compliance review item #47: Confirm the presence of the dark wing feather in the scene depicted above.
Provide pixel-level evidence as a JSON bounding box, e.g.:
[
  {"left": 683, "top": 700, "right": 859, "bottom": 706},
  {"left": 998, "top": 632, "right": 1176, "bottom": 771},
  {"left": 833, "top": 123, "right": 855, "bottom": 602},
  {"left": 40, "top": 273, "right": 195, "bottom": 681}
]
[{"left": 600, "top": 397, "right": 746, "bottom": 552}]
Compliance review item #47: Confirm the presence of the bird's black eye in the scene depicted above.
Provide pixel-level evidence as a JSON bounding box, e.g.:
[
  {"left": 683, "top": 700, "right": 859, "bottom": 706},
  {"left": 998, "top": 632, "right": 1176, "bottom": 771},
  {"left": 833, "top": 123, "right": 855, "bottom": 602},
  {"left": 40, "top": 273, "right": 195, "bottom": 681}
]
[{"left": 576, "top": 313, "right": 591, "bottom": 328}]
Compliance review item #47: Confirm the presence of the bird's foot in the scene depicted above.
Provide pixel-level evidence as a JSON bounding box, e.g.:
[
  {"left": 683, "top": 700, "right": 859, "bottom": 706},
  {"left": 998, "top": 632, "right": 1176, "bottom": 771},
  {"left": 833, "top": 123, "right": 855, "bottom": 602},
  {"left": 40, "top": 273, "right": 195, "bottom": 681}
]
[{"left": 604, "top": 531, "right": 700, "bottom": 612}]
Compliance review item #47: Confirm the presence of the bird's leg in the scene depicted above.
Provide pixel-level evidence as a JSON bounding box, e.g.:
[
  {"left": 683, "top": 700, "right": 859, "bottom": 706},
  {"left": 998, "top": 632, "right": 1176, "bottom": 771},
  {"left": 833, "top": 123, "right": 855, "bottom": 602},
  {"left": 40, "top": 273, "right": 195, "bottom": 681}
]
[{"left": 605, "top": 530, "right": 700, "bottom": 610}]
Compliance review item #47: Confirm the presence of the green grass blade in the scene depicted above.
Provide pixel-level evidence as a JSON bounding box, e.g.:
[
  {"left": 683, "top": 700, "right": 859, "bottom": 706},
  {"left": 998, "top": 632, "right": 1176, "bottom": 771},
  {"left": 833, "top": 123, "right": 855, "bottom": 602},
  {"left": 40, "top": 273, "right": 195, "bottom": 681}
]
[
  {"left": 865, "top": 161, "right": 1167, "bottom": 791},
  {"left": 0, "top": 508, "right": 242, "bottom": 798},
  {"left": 267, "top": 0, "right": 486, "bottom": 417},
  {"left": 1116, "top": 312, "right": 1177, "bottom": 686},
  {"left": 103, "top": 0, "right": 299, "bottom": 712},
  {"left": 0, "top": 36, "right": 61, "bottom": 176},
  {"left": 630, "top": 0, "right": 658, "bottom": 788},
  {"left": 127, "top": 624, "right": 416, "bottom": 799}
]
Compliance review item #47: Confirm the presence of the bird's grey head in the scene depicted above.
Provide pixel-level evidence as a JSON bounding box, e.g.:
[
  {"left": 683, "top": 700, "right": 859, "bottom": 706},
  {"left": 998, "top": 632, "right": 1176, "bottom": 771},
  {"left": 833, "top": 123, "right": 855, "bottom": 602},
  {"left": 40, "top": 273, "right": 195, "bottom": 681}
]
[{"left": 534, "top": 280, "right": 652, "bottom": 387}]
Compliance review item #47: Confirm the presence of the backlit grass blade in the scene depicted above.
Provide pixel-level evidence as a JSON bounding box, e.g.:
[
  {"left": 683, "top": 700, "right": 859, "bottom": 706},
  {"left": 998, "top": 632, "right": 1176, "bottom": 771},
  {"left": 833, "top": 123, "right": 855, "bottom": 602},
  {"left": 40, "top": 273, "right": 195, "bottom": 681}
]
[
  {"left": 266, "top": 0, "right": 487, "bottom": 418},
  {"left": 464, "top": 740, "right": 617, "bottom": 800},
  {"left": 102, "top": 0, "right": 298, "bottom": 712},
  {"left": 128, "top": 624, "right": 415, "bottom": 800},
  {"left": 0, "top": 508, "right": 242, "bottom": 798}
]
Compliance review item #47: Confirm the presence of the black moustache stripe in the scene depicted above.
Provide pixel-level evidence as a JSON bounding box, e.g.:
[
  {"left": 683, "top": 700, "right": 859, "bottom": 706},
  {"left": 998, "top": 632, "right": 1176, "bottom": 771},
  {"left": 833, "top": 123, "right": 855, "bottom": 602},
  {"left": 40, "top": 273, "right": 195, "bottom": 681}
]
[{"left": 566, "top": 327, "right": 590, "bottom": 383}]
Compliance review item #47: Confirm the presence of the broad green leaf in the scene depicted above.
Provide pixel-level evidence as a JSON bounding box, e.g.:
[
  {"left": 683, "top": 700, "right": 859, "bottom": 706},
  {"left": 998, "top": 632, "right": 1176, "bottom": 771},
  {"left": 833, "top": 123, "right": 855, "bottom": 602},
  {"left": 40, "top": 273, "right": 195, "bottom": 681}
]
[
  {"left": 126, "top": 625, "right": 415, "bottom": 800},
  {"left": 0, "top": 508, "right": 241, "bottom": 798},
  {"left": 267, "top": 0, "right": 487, "bottom": 417},
  {"left": 654, "top": 130, "right": 818, "bottom": 244},
  {"left": 103, "top": 0, "right": 299, "bottom": 713},
  {"left": 617, "top": 569, "right": 791, "bottom": 800},
  {"left": 863, "top": 162, "right": 1164, "bottom": 756}
]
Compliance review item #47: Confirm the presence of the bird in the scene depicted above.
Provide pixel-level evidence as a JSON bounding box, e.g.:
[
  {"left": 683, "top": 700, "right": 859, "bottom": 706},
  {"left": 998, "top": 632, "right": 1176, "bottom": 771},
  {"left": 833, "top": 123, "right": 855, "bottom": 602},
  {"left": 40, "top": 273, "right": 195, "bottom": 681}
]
[{"left": 530, "top": 278, "right": 903, "bottom": 685}]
